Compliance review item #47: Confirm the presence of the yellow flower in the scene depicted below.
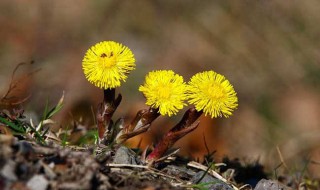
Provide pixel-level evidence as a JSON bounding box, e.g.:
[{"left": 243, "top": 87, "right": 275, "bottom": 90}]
[
  {"left": 187, "top": 71, "right": 238, "bottom": 118},
  {"left": 82, "top": 41, "right": 135, "bottom": 89},
  {"left": 139, "top": 70, "right": 187, "bottom": 116}
]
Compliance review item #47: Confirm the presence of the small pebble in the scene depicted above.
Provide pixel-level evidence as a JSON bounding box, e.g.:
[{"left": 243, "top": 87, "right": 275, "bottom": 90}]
[
  {"left": 26, "top": 175, "right": 48, "bottom": 190},
  {"left": 1, "top": 160, "right": 17, "bottom": 181},
  {"left": 113, "top": 146, "right": 137, "bottom": 165},
  {"left": 254, "top": 179, "right": 290, "bottom": 190}
]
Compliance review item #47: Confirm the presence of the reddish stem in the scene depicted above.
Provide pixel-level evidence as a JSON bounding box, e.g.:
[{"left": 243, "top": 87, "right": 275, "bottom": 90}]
[
  {"left": 116, "top": 107, "right": 160, "bottom": 144},
  {"left": 97, "top": 88, "right": 122, "bottom": 141},
  {"left": 147, "top": 108, "right": 202, "bottom": 162}
]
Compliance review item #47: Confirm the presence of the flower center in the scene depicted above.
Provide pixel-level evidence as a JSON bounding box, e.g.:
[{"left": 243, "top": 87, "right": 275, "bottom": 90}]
[
  {"left": 157, "top": 84, "right": 171, "bottom": 100},
  {"left": 204, "top": 83, "right": 224, "bottom": 100},
  {"left": 99, "top": 52, "right": 116, "bottom": 68}
]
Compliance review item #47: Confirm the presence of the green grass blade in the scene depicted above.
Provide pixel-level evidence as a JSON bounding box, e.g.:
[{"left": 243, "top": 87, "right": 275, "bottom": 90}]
[
  {"left": 45, "top": 92, "right": 64, "bottom": 119},
  {"left": 46, "top": 103, "right": 63, "bottom": 119},
  {"left": 0, "top": 116, "right": 26, "bottom": 133}
]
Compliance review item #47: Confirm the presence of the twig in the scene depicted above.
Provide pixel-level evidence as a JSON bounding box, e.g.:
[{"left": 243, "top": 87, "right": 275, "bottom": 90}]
[
  {"left": 106, "top": 163, "right": 149, "bottom": 169},
  {"left": 276, "top": 146, "right": 289, "bottom": 171},
  {"left": 141, "top": 169, "right": 184, "bottom": 182},
  {"left": 45, "top": 132, "right": 62, "bottom": 142},
  {"left": 107, "top": 163, "right": 186, "bottom": 185},
  {"left": 203, "top": 133, "right": 210, "bottom": 155},
  {"left": 238, "top": 184, "right": 251, "bottom": 190},
  {"left": 2, "top": 62, "right": 27, "bottom": 99},
  {"left": 187, "top": 161, "right": 239, "bottom": 190},
  {"left": 195, "top": 161, "right": 215, "bottom": 184},
  {"left": 153, "top": 148, "right": 180, "bottom": 163},
  {"left": 1, "top": 61, "right": 40, "bottom": 106}
]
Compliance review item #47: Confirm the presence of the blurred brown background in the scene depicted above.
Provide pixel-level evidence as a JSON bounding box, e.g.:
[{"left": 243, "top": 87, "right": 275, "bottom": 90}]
[{"left": 1, "top": 0, "right": 320, "bottom": 176}]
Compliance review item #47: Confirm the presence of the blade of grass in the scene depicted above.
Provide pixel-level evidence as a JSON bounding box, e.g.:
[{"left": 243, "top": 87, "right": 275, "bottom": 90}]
[
  {"left": 42, "top": 127, "right": 50, "bottom": 138},
  {"left": 78, "top": 129, "right": 99, "bottom": 146},
  {"left": 38, "top": 92, "right": 64, "bottom": 132},
  {"left": 0, "top": 116, "right": 25, "bottom": 133},
  {"left": 192, "top": 182, "right": 216, "bottom": 190},
  {"left": 45, "top": 93, "right": 64, "bottom": 119},
  {"left": 195, "top": 162, "right": 215, "bottom": 184},
  {"left": 37, "top": 98, "right": 49, "bottom": 131},
  {"left": 61, "top": 125, "right": 70, "bottom": 147},
  {"left": 25, "top": 122, "right": 46, "bottom": 144}
]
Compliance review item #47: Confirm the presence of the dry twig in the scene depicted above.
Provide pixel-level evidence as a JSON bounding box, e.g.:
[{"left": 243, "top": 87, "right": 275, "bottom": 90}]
[
  {"left": 187, "top": 161, "right": 239, "bottom": 190},
  {"left": 106, "top": 163, "right": 186, "bottom": 185}
]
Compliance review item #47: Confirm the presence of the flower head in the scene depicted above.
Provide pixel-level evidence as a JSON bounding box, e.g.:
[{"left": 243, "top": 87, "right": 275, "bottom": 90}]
[
  {"left": 187, "top": 71, "right": 238, "bottom": 118},
  {"left": 139, "top": 70, "right": 187, "bottom": 116},
  {"left": 82, "top": 41, "right": 135, "bottom": 89}
]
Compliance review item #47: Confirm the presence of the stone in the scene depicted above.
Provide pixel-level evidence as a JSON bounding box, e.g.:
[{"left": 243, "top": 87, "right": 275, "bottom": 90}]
[
  {"left": 1, "top": 160, "right": 17, "bottom": 181},
  {"left": 254, "top": 179, "right": 291, "bottom": 190},
  {"left": 164, "top": 165, "right": 196, "bottom": 179},
  {"left": 113, "top": 146, "right": 137, "bottom": 165},
  {"left": 26, "top": 175, "right": 49, "bottom": 190}
]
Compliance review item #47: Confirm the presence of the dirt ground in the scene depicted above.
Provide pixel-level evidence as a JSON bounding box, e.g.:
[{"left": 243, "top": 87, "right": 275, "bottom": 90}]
[{"left": 1, "top": 133, "right": 317, "bottom": 190}]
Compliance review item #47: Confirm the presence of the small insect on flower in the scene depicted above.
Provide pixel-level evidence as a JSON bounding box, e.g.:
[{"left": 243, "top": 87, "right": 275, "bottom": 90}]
[
  {"left": 82, "top": 41, "right": 135, "bottom": 89},
  {"left": 187, "top": 70, "right": 238, "bottom": 118},
  {"left": 139, "top": 70, "right": 187, "bottom": 117}
]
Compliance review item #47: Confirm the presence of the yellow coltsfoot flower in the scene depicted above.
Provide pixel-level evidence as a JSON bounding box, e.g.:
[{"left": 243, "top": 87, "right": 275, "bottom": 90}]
[
  {"left": 187, "top": 70, "right": 238, "bottom": 118},
  {"left": 82, "top": 41, "right": 135, "bottom": 89},
  {"left": 139, "top": 70, "right": 187, "bottom": 116}
]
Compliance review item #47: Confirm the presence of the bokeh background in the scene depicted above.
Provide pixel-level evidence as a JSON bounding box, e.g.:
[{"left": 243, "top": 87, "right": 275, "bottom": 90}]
[{"left": 1, "top": 0, "right": 320, "bottom": 177}]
